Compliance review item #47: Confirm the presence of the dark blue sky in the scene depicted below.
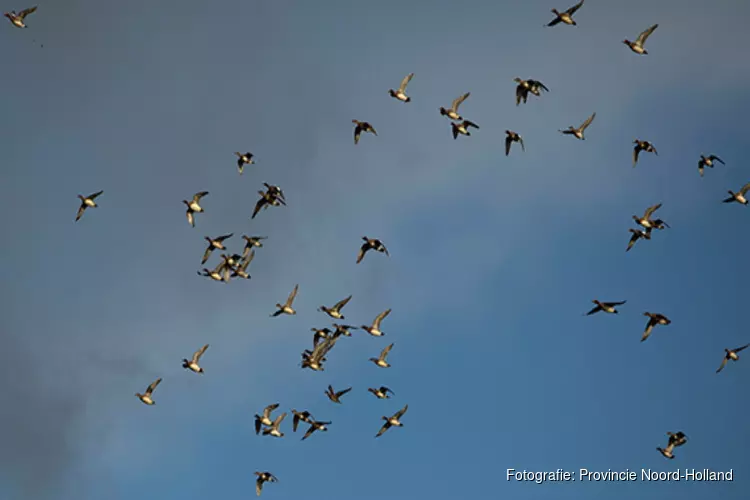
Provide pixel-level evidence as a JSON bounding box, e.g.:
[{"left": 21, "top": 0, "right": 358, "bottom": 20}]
[{"left": 1, "top": 1, "right": 748, "bottom": 499}]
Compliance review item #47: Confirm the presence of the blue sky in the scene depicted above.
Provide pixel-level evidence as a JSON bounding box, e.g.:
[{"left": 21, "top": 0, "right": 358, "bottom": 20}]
[{"left": 1, "top": 0, "right": 749, "bottom": 499}]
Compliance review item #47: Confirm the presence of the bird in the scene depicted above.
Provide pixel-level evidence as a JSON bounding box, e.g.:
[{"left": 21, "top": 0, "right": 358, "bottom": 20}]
[
  {"left": 439, "top": 92, "right": 471, "bottom": 121},
  {"left": 633, "top": 139, "right": 658, "bottom": 167},
  {"left": 626, "top": 228, "right": 652, "bottom": 252},
  {"left": 352, "top": 120, "right": 377, "bottom": 145},
  {"left": 513, "top": 78, "right": 549, "bottom": 105},
  {"left": 262, "top": 412, "right": 287, "bottom": 438},
  {"left": 375, "top": 404, "right": 408, "bottom": 438},
  {"left": 641, "top": 313, "right": 671, "bottom": 342},
  {"left": 254, "top": 472, "right": 278, "bottom": 497},
  {"left": 332, "top": 323, "right": 358, "bottom": 338},
  {"left": 698, "top": 154, "right": 725, "bottom": 177},
  {"left": 197, "top": 262, "right": 230, "bottom": 283},
  {"left": 585, "top": 300, "right": 626, "bottom": 316},
  {"left": 656, "top": 442, "right": 676, "bottom": 459},
  {"left": 318, "top": 295, "right": 353, "bottom": 320},
  {"left": 505, "top": 130, "right": 525, "bottom": 156},
  {"left": 182, "top": 344, "right": 209, "bottom": 373},
  {"left": 623, "top": 24, "right": 658, "bottom": 55},
  {"left": 716, "top": 344, "right": 749, "bottom": 373},
  {"left": 357, "top": 237, "right": 390, "bottom": 264},
  {"left": 263, "top": 183, "right": 286, "bottom": 204},
  {"left": 254, "top": 403, "right": 280, "bottom": 435},
  {"left": 545, "top": 0, "right": 585, "bottom": 27},
  {"left": 325, "top": 385, "right": 352, "bottom": 404},
  {"left": 301, "top": 336, "right": 336, "bottom": 372},
  {"left": 230, "top": 251, "right": 253, "bottom": 279},
  {"left": 668, "top": 431, "right": 688, "bottom": 448},
  {"left": 311, "top": 328, "right": 332, "bottom": 348},
  {"left": 388, "top": 72, "right": 414, "bottom": 102},
  {"left": 301, "top": 419, "right": 331, "bottom": 441},
  {"left": 451, "top": 119, "right": 480, "bottom": 140},
  {"left": 368, "top": 386, "right": 394, "bottom": 399},
  {"left": 182, "top": 191, "right": 209, "bottom": 227},
  {"left": 369, "top": 343, "right": 394, "bottom": 368},
  {"left": 3, "top": 6, "right": 37, "bottom": 28},
  {"left": 234, "top": 152, "right": 254, "bottom": 174},
  {"left": 291, "top": 409, "right": 314, "bottom": 432},
  {"left": 722, "top": 182, "right": 750, "bottom": 205},
  {"left": 242, "top": 235, "right": 267, "bottom": 256},
  {"left": 135, "top": 377, "right": 162, "bottom": 406},
  {"left": 201, "top": 233, "right": 234, "bottom": 264},
  {"left": 559, "top": 112, "right": 596, "bottom": 140},
  {"left": 361, "top": 308, "right": 392, "bottom": 336},
  {"left": 251, "top": 190, "right": 280, "bottom": 219},
  {"left": 75, "top": 190, "right": 104, "bottom": 222},
  {"left": 271, "top": 284, "right": 299, "bottom": 317},
  {"left": 633, "top": 203, "right": 669, "bottom": 230}
]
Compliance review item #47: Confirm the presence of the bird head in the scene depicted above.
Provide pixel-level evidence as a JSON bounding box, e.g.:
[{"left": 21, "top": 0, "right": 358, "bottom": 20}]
[
  {"left": 388, "top": 89, "right": 396, "bottom": 97},
  {"left": 439, "top": 107, "right": 447, "bottom": 115},
  {"left": 622, "top": 39, "right": 631, "bottom": 46}
]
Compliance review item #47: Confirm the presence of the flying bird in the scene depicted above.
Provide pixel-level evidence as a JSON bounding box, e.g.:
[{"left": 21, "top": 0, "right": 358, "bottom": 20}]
[
  {"left": 513, "top": 78, "right": 549, "bottom": 105},
  {"left": 254, "top": 472, "right": 278, "bottom": 497},
  {"left": 271, "top": 284, "right": 299, "bottom": 317},
  {"left": 234, "top": 152, "right": 254, "bottom": 174},
  {"left": 657, "top": 431, "right": 687, "bottom": 459},
  {"left": 451, "top": 119, "right": 480, "bottom": 140},
  {"left": 254, "top": 403, "right": 280, "bottom": 435},
  {"left": 301, "top": 419, "right": 331, "bottom": 441},
  {"left": 722, "top": 182, "right": 750, "bottom": 205},
  {"left": 439, "top": 92, "right": 471, "bottom": 121},
  {"left": 197, "top": 261, "right": 230, "bottom": 283},
  {"left": 291, "top": 409, "right": 314, "bottom": 432},
  {"left": 75, "top": 190, "right": 104, "bottom": 222},
  {"left": 370, "top": 342, "right": 394, "bottom": 368},
  {"left": 352, "top": 120, "right": 377, "bottom": 145},
  {"left": 201, "top": 233, "right": 234, "bottom": 264},
  {"left": 182, "top": 344, "right": 209, "bottom": 373},
  {"left": 633, "top": 203, "right": 669, "bottom": 230},
  {"left": 698, "top": 154, "right": 724, "bottom": 177},
  {"left": 4, "top": 6, "right": 37, "bottom": 28},
  {"left": 262, "top": 412, "right": 287, "bottom": 438},
  {"left": 585, "top": 300, "right": 626, "bottom": 316},
  {"left": 641, "top": 313, "right": 671, "bottom": 342},
  {"left": 242, "top": 235, "right": 267, "bottom": 256},
  {"left": 368, "top": 386, "right": 394, "bottom": 399},
  {"left": 231, "top": 251, "right": 253, "bottom": 279},
  {"left": 623, "top": 24, "right": 658, "bottom": 55},
  {"left": 375, "top": 404, "right": 408, "bottom": 438},
  {"left": 332, "top": 324, "right": 358, "bottom": 338},
  {"left": 559, "top": 112, "right": 596, "bottom": 140},
  {"left": 388, "top": 72, "right": 414, "bottom": 102},
  {"left": 357, "top": 237, "right": 389, "bottom": 264},
  {"left": 505, "top": 130, "right": 525, "bottom": 156},
  {"left": 626, "top": 228, "right": 652, "bottom": 252},
  {"left": 135, "top": 377, "right": 162, "bottom": 406},
  {"left": 361, "top": 308, "right": 392, "bottom": 336},
  {"left": 325, "top": 385, "right": 352, "bottom": 404},
  {"left": 633, "top": 139, "right": 658, "bottom": 167},
  {"left": 318, "top": 295, "right": 353, "bottom": 320},
  {"left": 545, "top": 0, "right": 585, "bottom": 27},
  {"left": 716, "top": 344, "right": 749, "bottom": 373},
  {"left": 182, "top": 191, "right": 209, "bottom": 227}
]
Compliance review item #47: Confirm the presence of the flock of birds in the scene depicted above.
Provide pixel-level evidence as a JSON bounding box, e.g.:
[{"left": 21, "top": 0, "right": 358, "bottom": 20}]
[{"left": 6, "top": 1, "right": 749, "bottom": 495}]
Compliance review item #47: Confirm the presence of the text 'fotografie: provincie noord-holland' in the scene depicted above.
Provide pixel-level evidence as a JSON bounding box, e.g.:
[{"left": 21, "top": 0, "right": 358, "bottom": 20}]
[{"left": 507, "top": 468, "right": 733, "bottom": 484}]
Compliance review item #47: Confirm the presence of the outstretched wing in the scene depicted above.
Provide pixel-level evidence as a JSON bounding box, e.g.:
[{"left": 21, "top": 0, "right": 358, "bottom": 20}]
[
  {"left": 192, "top": 344, "right": 209, "bottom": 363},
  {"left": 738, "top": 182, "right": 750, "bottom": 196},
  {"left": 333, "top": 295, "right": 352, "bottom": 310},
  {"left": 398, "top": 73, "right": 414, "bottom": 92},
  {"left": 716, "top": 357, "right": 729, "bottom": 373},
  {"left": 19, "top": 6, "right": 38, "bottom": 19},
  {"left": 505, "top": 135, "right": 512, "bottom": 156},
  {"left": 734, "top": 343, "right": 750, "bottom": 352},
  {"left": 566, "top": 0, "right": 585, "bottom": 16},
  {"left": 633, "top": 146, "right": 641, "bottom": 167},
  {"left": 146, "top": 377, "right": 162, "bottom": 395},
  {"left": 644, "top": 202, "right": 662, "bottom": 218},
  {"left": 89, "top": 190, "right": 104, "bottom": 200},
  {"left": 252, "top": 197, "right": 267, "bottom": 219},
  {"left": 636, "top": 24, "right": 658, "bottom": 45},
  {"left": 394, "top": 404, "right": 409, "bottom": 419},
  {"left": 710, "top": 155, "right": 725, "bottom": 164},
  {"left": 451, "top": 92, "right": 470, "bottom": 112},
  {"left": 286, "top": 284, "right": 299, "bottom": 305},
  {"left": 579, "top": 112, "right": 596, "bottom": 131},
  {"left": 373, "top": 308, "right": 392, "bottom": 328},
  {"left": 464, "top": 120, "right": 479, "bottom": 129},
  {"left": 193, "top": 191, "right": 209, "bottom": 202},
  {"left": 380, "top": 342, "right": 394, "bottom": 359}
]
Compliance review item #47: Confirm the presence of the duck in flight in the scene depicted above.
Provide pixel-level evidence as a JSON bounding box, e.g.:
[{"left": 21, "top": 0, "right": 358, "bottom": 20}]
[
  {"left": 505, "top": 130, "right": 525, "bottom": 156},
  {"left": 559, "top": 112, "right": 596, "bottom": 140},
  {"left": 234, "top": 152, "right": 254, "bottom": 174},
  {"left": 75, "top": 190, "right": 104, "bottom": 222},
  {"left": 388, "top": 73, "right": 414, "bottom": 102},
  {"left": 4, "top": 6, "right": 37, "bottom": 28},
  {"left": 623, "top": 24, "right": 658, "bottom": 55},
  {"left": 352, "top": 120, "right": 377, "bottom": 145},
  {"left": 632, "top": 139, "right": 658, "bottom": 167},
  {"left": 722, "top": 182, "right": 750, "bottom": 206},
  {"left": 271, "top": 284, "right": 299, "bottom": 317},
  {"left": 698, "top": 154, "right": 724, "bottom": 177},
  {"left": 135, "top": 377, "right": 162, "bottom": 406},
  {"left": 375, "top": 404, "right": 408, "bottom": 438},
  {"left": 439, "top": 92, "right": 471, "bottom": 121},
  {"left": 182, "top": 344, "right": 209, "bottom": 373},
  {"left": 545, "top": 0, "right": 585, "bottom": 27},
  {"left": 585, "top": 300, "right": 626, "bottom": 316},
  {"left": 716, "top": 344, "right": 749, "bottom": 373},
  {"left": 182, "top": 191, "right": 209, "bottom": 227}
]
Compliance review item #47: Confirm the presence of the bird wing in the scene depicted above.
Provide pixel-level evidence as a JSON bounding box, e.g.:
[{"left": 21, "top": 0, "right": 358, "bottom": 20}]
[
  {"left": 375, "top": 422, "right": 391, "bottom": 437},
  {"left": 75, "top": 203, "right": 86, "bottom": 221},
  {"left": 353, "top": 125, "right": 362, "bottom": 145},
  {"left": 734, "top": 343, "right": 750, "bottom": 352},
  {"left": 633, "top": 146, "right": 640, "bottom": 167},
  {"left": 264, "top": 403, "right": 279, "bottom": 418},
  {"left": 641, "top": 323, "right": 654, "bottom": 342},
  {"left": 643, "top": 202, "right": 662, "bottom": 218},
  {"left": 292, "top": 413, "right": 301, "bottom": 432},
  {"left": 380, "top": 343, "right": 394, "bottom": 360},
  {"left": 383, "top": 386, "right": 394, "bottom": 395},
  {"left": 193, "top": 191, "right": 209, "bottom": 202},
  {"left": 337, "top": 387, "right": 352, "bottom": 398},
  {"left": 452, "top": 123, "right": 459, "bottom": 140},
  {"left": 738, "top": 182, "right": 750, "bottom": 196},
  {"left": 192, "top": 344, "right": 209, "bottom": 363},
  {"left": 256, "top": 477, "right": 263, "bottom": 496},
  {"left": 546, "top": 17, "right": 562, "bottom": 27},
  {"left": 716, "top": 357, "right": 729, "bottom": 373},
  {"left": 19, "top": 6, "right": 37, "bottom": 18},
  {"left": 579, "top": 112, "right": 596, "bottom": 131},
  {"left": 333, "top": 295, "right": 352, "bottom": 311},
  {"left": 252, "top": 197, "right": 268, "bottom": 219},
  {"left": 286, "top": 284, "right": 299, "bottom": 306},
  {"left": 505, "top": 136, "right": 512, "bottom": 156},
  {"left": 201, "top": 246, "right": 214, "bottom": 265},
  {"left": 373, "top": 308, "right": 392, "bottom": 328},
  {"left": 301, "top": 424, "right": 316, "bottom": 441},
  {"left": 394, "top": 404, "right": 409, "bottom": 419},
  {"left": 607, "top": 300, "right": 627, "bottom": 306},
  {"left": 216, "top": 233, "right": 233, "bottom": 242},
  {"left": 88, "top": 190, "right": 104, "bottom": 200},
  {"left": 515, "top": 85, "right": 527, "bottom": 106},
  {"left": 711, "top": 155, "right": 725, "bottom": 164},
  {"left": 566, "top": 0, "right": 585, "bottom": 15},
  {"left": 398, "top": 73, "right": 414, "bottom": 92},
  {"left": 636, "top": 24, "right": 658, "bottom": 45},
  {"left": 146, "top": 377, "right": 162, "bottom": 395},
  {"left": 585, "top": 304, "right": 602, "bottom": 315},
  {"left": 464, "top": 120, "right": 479, "bottom": 129},
  {"left": 533, "top": 81, "right": 550, "bottom": 92},
  {"left": 451, "top": 92, "right": 470, "bottom": 112},
  {"left": 273, "top": 412, "right": 287, "bottom": 427},
  {"left": 356, "top": 243, "right": 368, "bottom": 264}
]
